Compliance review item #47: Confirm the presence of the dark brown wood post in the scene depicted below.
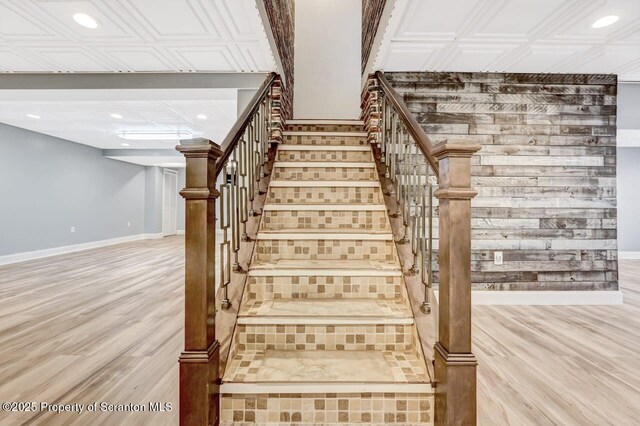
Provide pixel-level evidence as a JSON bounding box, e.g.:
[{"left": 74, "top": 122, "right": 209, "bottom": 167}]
[
  {"left": 433, "top": 140, "right": 481, "bottom": 425},
  {"left": 176, "top": 138, "right": 222, "bottom": 426}
]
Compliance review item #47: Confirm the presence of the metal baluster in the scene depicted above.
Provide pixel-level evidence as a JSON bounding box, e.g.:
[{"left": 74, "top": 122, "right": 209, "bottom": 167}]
[
  {"left": 230, "top": 151, "right": 243, "bottom": 273},
  {"left": 421, "top": 177, "right": 434, "bottom": 314},
  {"left": 220, "top": 162, "right": 232, "bottom": 310},
  {"left": 408, "top": 141, "right": 420, "bottom": 274},
  {"left": 247, "top": 121, "right": 255, "bottom": 218},
  {"left": 239, "top": 134, "right": 249, "bottom": 242}
]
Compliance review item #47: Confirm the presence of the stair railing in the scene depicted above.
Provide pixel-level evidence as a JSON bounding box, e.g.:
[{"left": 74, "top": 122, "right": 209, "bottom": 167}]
[
  {"left": 366, "top": 71, "right": 439, "bottom": 315},
  {"left": 365, "top": 71, "right": 481, "bottom": 425},
  {"left": 175, "top": 71, "right": 282, "bottom": 426}
]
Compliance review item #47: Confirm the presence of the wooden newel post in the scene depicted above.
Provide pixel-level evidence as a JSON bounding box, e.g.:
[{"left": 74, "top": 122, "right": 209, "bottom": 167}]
[
  {"left": 176, "top": 138, "right": 223, "bottom": 426},
  {"left": 433, "top": 140, "right": 481, "bottom": 425}
]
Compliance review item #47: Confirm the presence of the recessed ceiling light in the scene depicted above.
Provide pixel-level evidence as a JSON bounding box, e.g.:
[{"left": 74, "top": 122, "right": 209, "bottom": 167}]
[
  {"left": 592, "top": 15, "right": 619, "bottom": 28},
  {"left": 73, "top": 13, "right": 100, "bottom": 29},
  {"left": 110, "top": 113, "right": 123, "bottom": 119},
  {"left": 117, "top": 131, "right": 192, "bottom": 141},
  {"left": 196, "top": 114, "right": 208, "bottom": 120},
  {"left": 26, "top": 114, "right": 41, "bottom": 119},
  {"left": 120, "top": 143, "right": 130, "bottom": 147}
]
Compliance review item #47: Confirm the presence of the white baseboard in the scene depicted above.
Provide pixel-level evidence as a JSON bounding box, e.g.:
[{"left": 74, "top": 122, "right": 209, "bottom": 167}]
[
  {"left": 433, "top": 290, "right": 624, "bottom": 305},
  {"left": 0, "top": 233, "right": 165, "bottom": 266},
  {"left": 471, "top": 290, "right": 624, "bottom": 305},
  {"left": 177, "top": 230, "right": 185, "bottom": 235},
  {"left": 619, "top": 251, "right": 640, "bottom": 259},
  {"left": 143, "top": 233, "right": 164, "bottom": 239}
]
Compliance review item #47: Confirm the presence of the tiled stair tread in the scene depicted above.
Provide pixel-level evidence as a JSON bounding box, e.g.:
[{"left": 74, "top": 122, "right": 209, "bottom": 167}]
[
  {"left": 256, "top": 230, "right": 393, "bottom": 240},
  {"left": 287, "top": 119, "right": 365, "bottom": 125},
  {"left": 250, "top": 259, "right": 401, "bottom": 272},
  {"left": 239, "top": 298, "right": 413, "bottom": 319},
  {"left": 278, "top": 145, "right": 370, "bottom": 151},
  {"left": 274, "top": 161, "right": 375, "bottom": 168},
  {"left": 283, "top": 131, "right": 368, "bottom": 137},
  {"left": 223, "top": 350, "right": 429, "bottom": 383},
  {"left": 269, "top": 180, "right": 379, "bottom": 187},
  {"left": 263, "top": 203, "right": 387, "bottom": 211}
]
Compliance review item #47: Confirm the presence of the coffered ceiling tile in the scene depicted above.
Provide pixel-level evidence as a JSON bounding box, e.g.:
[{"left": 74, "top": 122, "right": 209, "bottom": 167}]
[
  {"left": 171, "top": 46, "right": 238, "bottom": 71},
  {"left": 472, "top": 0, "right": 561, "bottom": 39},
  {"left": 0, "top": 50, "right": 50, "bottom": 71},
  {"left": 105, "top": 48, "right": 177, "bottom": 72},
  {"left": 118, "top": 0, "right": 212, "bottom": 38},
  {"left": 27, "top": 48, "right": 114, "bottom": 72},
  {"left": 32, "top": 0, "right": 134, "bottom": 40},
  {"left": 0, "top": 3, "right": 51, "bottom": 37}
]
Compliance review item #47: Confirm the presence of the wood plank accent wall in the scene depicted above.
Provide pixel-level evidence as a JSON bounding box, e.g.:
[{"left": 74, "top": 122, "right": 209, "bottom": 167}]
[
  {"left": 362, "top": 0, "right": 386, "bottom": 73},
  {"left": 386, "top": 72, "right": 618, "bottom": 292},
  {"left": 262, "top": 0, "right": 294, "bottom": 119}
]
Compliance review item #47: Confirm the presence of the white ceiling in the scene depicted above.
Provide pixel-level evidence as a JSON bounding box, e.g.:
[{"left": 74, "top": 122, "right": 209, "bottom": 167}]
[
  {"left": 0, "top": 89, "right": 237, "bottom": 149},
  {"left": 375, "top": 0, "right": 640, "bottom": 81},
  {"left": 0, "top": 0, "right": 275, "bottom": 72}
]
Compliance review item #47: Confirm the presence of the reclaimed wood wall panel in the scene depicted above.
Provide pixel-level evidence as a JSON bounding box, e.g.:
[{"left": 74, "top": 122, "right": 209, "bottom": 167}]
[
  {"left": 362, "top": 0, "right": 386, "bottom": 72},
  {"left": 386, "top": 72, "right": 618, "bottom": 291},
  {"left": 262, "top": 0, "right": 294, "bottom": 118}
]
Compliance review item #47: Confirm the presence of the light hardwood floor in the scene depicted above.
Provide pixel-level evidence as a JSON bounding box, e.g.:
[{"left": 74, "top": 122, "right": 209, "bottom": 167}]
[{"left": 1, "top": 237, "right": 638, "bottom": 425}]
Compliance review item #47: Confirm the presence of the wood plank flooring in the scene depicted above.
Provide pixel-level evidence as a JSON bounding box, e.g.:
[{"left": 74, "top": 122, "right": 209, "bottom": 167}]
[{"left": 0, "top": 237, "right": 638, "bottom": 425}]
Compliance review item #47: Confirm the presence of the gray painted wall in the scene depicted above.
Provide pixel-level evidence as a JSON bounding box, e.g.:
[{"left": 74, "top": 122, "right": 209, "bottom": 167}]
[
  {"left": 618, "top": 148, "right": 640, "bottom": 252},
  {"left": 0, "top": 123, "right": 146, "bottom": 255}
]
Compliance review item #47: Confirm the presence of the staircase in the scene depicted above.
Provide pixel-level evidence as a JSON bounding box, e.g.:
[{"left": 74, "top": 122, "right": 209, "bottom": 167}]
[{"left": 220, "top": 120, "right": 434, "bottom": 425}]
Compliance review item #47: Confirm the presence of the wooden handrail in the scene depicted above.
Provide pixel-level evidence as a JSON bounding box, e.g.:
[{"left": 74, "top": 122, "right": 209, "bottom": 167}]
[
  {"left": 215, "top": 72, "right": 277, "bottom": 177},
  {"left": 375, "top": 71, "right": 439, "bottom": 176}
]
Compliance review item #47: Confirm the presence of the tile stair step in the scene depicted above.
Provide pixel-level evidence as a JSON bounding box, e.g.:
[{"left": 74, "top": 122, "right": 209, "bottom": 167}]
[
  {"left": 273, "top": 161, "right": 375, "bottom": 168},
  {"left": 255, "top": 230, "right": 393, "bottom": 240},
  {"left": 222, "top": 349, "right": 429, "bottom": 384},
  {"left": 277, "top": 145, "right": 370, "bottom": 151},
  {"left": 262, "top": 203, "right": 386, "bottom": 211},
  {"left": 269, "top": 180, "right": 379, "bottom": 187},
  {"left": 283, "top": 131, "right": 368, "bottom": 137},
  {"left": 248, "top": 259, "right": 402, "bottom": 276},
  {"left": 238, "top": 298, "right": 413, "bottom": 320},
  {"left": 286, "top": 119, "right": 365, "bottom": 126}
]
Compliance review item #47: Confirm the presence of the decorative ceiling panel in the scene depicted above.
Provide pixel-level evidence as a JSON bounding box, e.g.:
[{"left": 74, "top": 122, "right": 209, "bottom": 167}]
[
  {"left": 376, "top": 0, "right": 640, "bottom": 81},
  {"left": 0, "top": 0, "right": 275, "bottom": 72}
]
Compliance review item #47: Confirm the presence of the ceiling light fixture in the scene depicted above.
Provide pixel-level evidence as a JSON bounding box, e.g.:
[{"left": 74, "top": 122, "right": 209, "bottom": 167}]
[
  {"left": 196, "top": 114, "right": 208, "bottom": 120},
  {"left": 110, "top": 113, "right": 123, "bottom": 119},
  {"left": 592, "top": 15, "right": 619, "bottom": 28},
  {"left": 120, "top": 143, "right": 130, "bottom": 147},
  {"left": 73, "top": 13, "right": 100, "bottom": 29},
  {"left": 117, "top": 131, "right": 193, "bottom": 141},
  {"left": 26, "top": 114, "right": 41, "bottom": 119}
]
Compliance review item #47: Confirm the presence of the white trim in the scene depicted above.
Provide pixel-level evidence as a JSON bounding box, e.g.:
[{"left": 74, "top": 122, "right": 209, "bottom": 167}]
[
  {"left": 0, "top": 234, "right": 165, "bottom": 266},
  {"left": 177, "top": 230, "right": 185, "bottom": 235},
  {"left": 619, "top": 251, "right": 640, "bottom": 259},
  {"left": 254, "top": 0, "right": 286, "bottom": 85},
  {"left": 162, "top": 169, "right": 178, "bottom": 237},
  {"left": 464, "top": 290, "right": 624, "bottom": 305},
  {"left": 283, "top": 131, "right": 368, "bottom": 137},
  {"left": 361, "top": 0, "right": 397, "bottom": 87},
  {"left": 287, "top": 119, "right": 365, "bottom": 125},
  {"left": 220, "top": 382, "right": 433, "bottom": 394}
]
